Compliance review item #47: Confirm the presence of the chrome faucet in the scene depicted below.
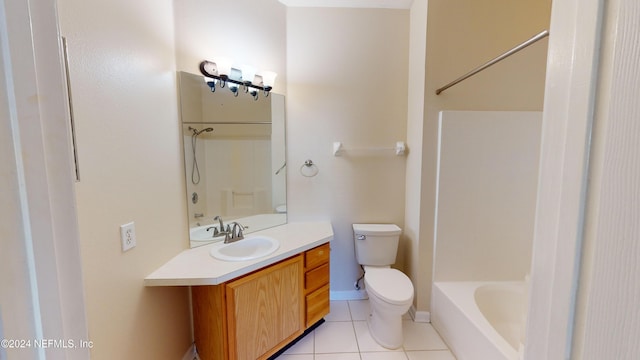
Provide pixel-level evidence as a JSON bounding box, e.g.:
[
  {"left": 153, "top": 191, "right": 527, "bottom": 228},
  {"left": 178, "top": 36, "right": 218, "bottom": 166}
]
[
  {"left": 206, "top": 215, "right": 226, "bottom": 238},
  {"left": 222, "top": 222, "right": 245, "bottom": 244},
  {"left": 205, "top": 225, "right": 219, "bottom": 237},
  {"left": 232, "top": 222, "right": 244, "bottom": 239},
  {"left": 214, "top": 215, "right": 224, "bottom": 230},
  {"left": 205, "top": 216, "right": 244, "bottom": 243}
]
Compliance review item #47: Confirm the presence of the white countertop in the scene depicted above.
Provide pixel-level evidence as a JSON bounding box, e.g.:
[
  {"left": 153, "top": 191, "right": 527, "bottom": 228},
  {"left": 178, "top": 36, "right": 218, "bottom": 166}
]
[{"left": 144, "top": 222, "right": 333, "bottom": 286}]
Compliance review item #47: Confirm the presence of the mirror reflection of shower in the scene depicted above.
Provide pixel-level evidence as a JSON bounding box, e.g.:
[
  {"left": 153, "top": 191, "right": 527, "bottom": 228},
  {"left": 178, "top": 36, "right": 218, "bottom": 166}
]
[{"left": 189, "top": 126, "right": 214, "bottom": 184}]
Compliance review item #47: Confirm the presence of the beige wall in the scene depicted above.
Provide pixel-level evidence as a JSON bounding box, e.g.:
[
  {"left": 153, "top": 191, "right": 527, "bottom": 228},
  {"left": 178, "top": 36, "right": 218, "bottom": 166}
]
[
  {"left": 406, "top": 0, "right": 551, "bottom": 312},
  {"left": 286, "top": 7, "right": 409, "bottom": 294},
  {"left": 54, "top": 0, "right": 550, "bottom": 353},
  {"left": 174, "top": 2, "right": 409, "bottom": 295},
  {"left": 56, "top": 0, "right": 192, "bottom": 358},
  {"left": 175, "top": 1, "right": 411, "bottom": 294}
]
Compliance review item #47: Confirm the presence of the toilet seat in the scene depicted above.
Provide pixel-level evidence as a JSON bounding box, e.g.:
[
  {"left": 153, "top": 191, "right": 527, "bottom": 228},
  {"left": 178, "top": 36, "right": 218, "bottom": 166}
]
[{"left": 364, "top": 267, "right": 413, "bottom": 305}]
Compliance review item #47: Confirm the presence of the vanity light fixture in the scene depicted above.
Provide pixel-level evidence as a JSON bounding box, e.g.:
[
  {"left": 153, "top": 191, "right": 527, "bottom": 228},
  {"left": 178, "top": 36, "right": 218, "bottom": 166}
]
[{"left": 199, "top": 60, "right": 277, "bottom": 100}]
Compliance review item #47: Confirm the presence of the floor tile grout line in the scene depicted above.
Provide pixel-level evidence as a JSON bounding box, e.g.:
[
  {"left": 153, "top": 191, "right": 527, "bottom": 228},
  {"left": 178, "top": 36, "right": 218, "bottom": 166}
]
[
  {"left": 302, "top": 300, "right": 455, "bottom": 359},
  {"left": 346, "top": 300, "right": 364, "bottom": 359}
]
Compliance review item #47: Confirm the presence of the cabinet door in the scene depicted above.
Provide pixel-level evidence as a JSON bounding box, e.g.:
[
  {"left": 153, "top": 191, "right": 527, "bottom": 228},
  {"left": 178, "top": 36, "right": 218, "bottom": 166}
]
[{"left": 226, "top": 255, "right": 304, "bottom": 360}]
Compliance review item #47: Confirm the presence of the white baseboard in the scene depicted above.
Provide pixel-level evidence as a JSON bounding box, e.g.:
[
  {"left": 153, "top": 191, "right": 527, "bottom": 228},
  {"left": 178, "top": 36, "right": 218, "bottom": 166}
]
[
  {"left": 330, "top": 289, "right": 368, "bottom": 300},
  {"left": 409, "top": 305, "right": 431, "bottom": 323},
  {"left": 182, "top": 343, "right": 198, "bottom": 360}
]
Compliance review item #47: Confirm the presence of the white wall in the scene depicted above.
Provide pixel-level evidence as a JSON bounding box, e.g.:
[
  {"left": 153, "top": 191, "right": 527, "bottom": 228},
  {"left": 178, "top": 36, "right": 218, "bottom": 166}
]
[
  {"left": 56, "top": 0, "right": 192, "bottom": 358},
  {"left": 434, "top": 111, "right": 541, "bottom": 282},
  {"left": 286, "top": 7, "right": 409, "bottom": 295},
  {"left": 173, "top": 0, "right": 287, "bottom": 93}
]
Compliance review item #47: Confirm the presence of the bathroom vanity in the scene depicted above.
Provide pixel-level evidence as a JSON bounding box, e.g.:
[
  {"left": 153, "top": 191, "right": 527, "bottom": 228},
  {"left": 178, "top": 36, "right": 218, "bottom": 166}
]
[{"left": 144, "top": 222, "right": 332, "bottom": 360}]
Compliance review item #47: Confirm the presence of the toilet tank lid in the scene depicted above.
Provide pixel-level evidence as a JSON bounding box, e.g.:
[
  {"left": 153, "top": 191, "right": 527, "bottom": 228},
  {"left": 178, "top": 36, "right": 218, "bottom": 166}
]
[{"left": 353, "top": 224, "right": 402, "bottom": 236}]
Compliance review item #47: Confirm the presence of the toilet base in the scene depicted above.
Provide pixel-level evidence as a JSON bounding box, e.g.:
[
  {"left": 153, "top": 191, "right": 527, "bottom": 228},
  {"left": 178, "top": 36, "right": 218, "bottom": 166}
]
[{"left": 367, "top": 302, "right": 404, "bottom": 349}]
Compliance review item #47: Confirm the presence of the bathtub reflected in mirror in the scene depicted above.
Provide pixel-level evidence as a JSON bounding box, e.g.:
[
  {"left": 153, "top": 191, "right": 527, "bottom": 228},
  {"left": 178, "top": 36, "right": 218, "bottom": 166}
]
[{"left": 178, "top": 71, "right": 286, "bottom": 247}]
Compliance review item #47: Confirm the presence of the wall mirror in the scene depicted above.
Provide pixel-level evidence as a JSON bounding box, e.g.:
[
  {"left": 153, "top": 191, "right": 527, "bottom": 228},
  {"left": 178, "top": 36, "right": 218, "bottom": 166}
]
[{"left": 178, "top": 71, "right": 287, "bottom": 247}]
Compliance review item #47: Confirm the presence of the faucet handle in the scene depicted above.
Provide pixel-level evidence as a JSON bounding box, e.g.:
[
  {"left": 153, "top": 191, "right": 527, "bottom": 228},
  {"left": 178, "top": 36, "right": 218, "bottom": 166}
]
[
  {"left": 231, "top": 222, "right": 245, "bottom": 239},
  {"left": 205, "top": 226, "right": 220, "bottom": 236}
]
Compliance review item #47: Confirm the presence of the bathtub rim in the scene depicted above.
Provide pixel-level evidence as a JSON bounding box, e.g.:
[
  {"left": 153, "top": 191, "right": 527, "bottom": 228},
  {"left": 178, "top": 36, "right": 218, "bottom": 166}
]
[{"left": 432, "top": 281, "right": 525, "bottom": 360}]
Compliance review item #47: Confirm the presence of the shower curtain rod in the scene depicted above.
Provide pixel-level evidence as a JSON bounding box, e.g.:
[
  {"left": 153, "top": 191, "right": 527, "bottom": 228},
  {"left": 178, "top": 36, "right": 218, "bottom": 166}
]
[{"left": 435, "top": 30, "right": 550, "bottom": 95}]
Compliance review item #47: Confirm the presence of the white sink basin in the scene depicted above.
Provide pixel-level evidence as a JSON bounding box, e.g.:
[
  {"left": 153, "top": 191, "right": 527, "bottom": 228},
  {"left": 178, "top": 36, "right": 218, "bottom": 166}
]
[{"left": 209, "top": 236, "right": 280, "bottom": 262}]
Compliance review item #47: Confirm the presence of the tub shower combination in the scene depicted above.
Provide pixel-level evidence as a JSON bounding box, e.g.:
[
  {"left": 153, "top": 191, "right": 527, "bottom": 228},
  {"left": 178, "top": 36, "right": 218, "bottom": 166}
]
[{"left": 431, "top": 110, "right": 541, "bottom": 360}]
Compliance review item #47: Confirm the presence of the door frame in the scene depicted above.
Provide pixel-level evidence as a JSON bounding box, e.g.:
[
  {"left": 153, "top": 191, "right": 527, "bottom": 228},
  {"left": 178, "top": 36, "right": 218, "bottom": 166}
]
[
  {"left": 525, "top": 0, "right": 604, "bottom": 358},
  {"left": 0, "top": 0, "right": 88, "bottom": 359}
]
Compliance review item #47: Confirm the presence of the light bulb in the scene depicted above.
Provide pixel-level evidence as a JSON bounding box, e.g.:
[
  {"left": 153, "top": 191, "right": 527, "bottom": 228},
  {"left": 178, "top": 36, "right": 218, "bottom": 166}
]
[
  {"left": 215, "top": 57, "right": 233, "bottom": 77},
  {"left": 253, "top": 74, "right": 264, "bottom": 87},
  {"left": 228, "top": 67, "right": 242, "bottom": 82},
  {"left": 239, "top": 65, "right": 257, "bottom": 84},
  {"left": 260, "top": 71, "right": 277, "bottom": 89}
]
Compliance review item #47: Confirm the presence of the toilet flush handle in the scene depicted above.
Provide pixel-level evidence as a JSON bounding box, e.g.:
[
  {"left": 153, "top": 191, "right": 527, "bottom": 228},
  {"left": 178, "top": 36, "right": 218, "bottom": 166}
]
[{"left": 356, "top": 235, "right": 366, "bottom": 240}]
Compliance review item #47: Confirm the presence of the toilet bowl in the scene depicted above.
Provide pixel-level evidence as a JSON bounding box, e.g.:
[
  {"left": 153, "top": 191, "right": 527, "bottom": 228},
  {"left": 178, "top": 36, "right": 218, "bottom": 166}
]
[
  {"left": 364, "top": 266, "right": 414, "bottom": 349},
  {"left": 353, "top": 223, "right": 414, "bottom": 349}
]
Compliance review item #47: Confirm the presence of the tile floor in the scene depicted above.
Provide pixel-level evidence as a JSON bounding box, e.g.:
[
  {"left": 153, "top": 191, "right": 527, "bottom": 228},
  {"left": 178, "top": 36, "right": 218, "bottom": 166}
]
[{"left": 278, "top": 300, "right": 457, "bottom": 360}]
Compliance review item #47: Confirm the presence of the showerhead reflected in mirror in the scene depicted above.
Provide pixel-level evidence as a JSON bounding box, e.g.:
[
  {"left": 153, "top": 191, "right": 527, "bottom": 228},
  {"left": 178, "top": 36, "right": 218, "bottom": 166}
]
[{"left": 178, "top": 71, "right": 286, "bottom": 247}]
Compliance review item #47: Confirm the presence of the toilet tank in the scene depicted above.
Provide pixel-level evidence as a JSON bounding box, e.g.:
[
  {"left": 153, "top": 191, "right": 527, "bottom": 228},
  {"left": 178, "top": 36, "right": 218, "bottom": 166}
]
[{"left": 353, "top": 224, "right": 402, "bottom": 266}]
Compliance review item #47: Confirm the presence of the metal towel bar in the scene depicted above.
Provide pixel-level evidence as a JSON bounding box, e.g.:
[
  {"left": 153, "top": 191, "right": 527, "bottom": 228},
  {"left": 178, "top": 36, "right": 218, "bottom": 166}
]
[{"left": 435, "top": 30, "right": 550, "bottom": 95}]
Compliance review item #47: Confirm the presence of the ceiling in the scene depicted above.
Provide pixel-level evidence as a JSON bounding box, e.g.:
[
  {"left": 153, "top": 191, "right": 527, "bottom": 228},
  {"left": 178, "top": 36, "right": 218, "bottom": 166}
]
[{"left": 278, "top": 0, "right": 414, "bottom": 10}]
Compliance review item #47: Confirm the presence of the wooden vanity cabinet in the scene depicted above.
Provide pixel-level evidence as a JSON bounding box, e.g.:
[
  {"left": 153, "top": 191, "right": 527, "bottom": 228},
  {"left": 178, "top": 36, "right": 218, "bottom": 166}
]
[
  {"left": 192, "top": 244, "right": 330, "bottom": 360},
  {"left": 304, "top": 243, "right": 330, "bottom": 327}
]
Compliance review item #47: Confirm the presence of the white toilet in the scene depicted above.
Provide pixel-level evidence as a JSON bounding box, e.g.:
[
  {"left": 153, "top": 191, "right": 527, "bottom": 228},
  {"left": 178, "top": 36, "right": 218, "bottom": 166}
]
[{"left": 353, "top": 223, "right": 414, "bottom": 349}]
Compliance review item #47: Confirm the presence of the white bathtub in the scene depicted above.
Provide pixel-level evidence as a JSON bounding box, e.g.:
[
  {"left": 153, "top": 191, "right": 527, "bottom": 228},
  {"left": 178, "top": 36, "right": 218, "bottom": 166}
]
[{"left": 431, "top": 281, "right": 526, "bottom": 360}]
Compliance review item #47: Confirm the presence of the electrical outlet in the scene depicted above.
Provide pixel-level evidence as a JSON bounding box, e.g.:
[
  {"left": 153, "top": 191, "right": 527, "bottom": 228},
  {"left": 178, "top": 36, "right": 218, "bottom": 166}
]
[{"left": 120, "top": 222, "right": 136, "bottom": 252}]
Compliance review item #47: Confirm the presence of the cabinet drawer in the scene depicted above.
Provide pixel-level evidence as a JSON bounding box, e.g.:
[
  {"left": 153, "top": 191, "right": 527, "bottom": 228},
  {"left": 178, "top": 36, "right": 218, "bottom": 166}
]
[
  {"left": 305, "top": 263, "right": 329, "bottom": 293},
  {"left": 306, "top": 284, "right": 330, "bottom": 327},
  {"left": 305, "top": 243, "right": 330, "bottom": 270}
]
